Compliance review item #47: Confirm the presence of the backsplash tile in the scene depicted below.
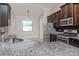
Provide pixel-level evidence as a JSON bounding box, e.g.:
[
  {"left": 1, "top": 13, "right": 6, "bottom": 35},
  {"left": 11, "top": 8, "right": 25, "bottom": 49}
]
[
  {"left": 63, "top": 29, "right": 77, "bottom": 34},
  {"left": 56, "top": 28, "right": 64, "bottom": 32}
]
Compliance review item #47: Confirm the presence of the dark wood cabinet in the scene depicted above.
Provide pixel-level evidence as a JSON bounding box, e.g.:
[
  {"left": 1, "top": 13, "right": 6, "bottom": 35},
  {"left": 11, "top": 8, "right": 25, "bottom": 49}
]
[
  {"left": 56, "top": 11, "right": 60, "bottom": 27},
  {"left": 47, "top": 3, "right": 79, "bottom": 28},
  {"left": 47, "top": 14, "right": 53, "bottom": 23},
  {"left": 69, "top": 38, "right": 79, "bottom": 48},
  {"left": 60, "top": 3, "right": 73, "bottom": 19},
  {"left": 66, "top": 3, "right": 73, "bottom": 18},
  {"left": 53, "top": 10, "right": 60, "bottom": 28},
  {"left": 50, "top": 34, "right": 57, "bottom": 42},
  {"left": 60, "top": 3, "right": 79, "bottom": 27},
  {"left": 0, "top": 6, "right": 2, "bottom": 26},
  {"left": 74, "top": 4, "right": 79, "bottom": 26},
  {"left": 47, "top": 10, "right": 60, "bottom": 28},
  {"left": 60, "top": 5, "right": 66, "bottom": 19},
  {"left": 0, "top": 3, "right": 11, "bottom": 27}
]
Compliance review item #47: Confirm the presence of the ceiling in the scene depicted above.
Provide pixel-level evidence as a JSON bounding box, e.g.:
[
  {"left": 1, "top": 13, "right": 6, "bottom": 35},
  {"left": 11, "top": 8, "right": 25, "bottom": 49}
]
[{"left": 10, "top": 3, "right": 64, "bottom": 17}]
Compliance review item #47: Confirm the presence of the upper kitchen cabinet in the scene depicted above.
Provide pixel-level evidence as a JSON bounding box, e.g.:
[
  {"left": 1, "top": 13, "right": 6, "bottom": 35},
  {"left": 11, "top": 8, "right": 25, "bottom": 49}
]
[
  {"left": 0, "top": 3, "right": 11, "bottom": 27},
  {"left": 47, "top": 14, "right": 53, "bottom": 23},
  {"left": 74, "top": 4, "right": 79, "bottom": 26},
  {"left": 60, "top": 3, "right": 79, "bottom": 27},
  {"left": 66, "top": 3, "right": 73, "bottom": 18},
  {"left": 53, "top": 10, "right": 60, "bottom": 28},
  {"left": 47, "top": 10, "right": 60, "bottom": 28},
  {"left": 48, "top": 3, "right": 79, "bottom": 27},
  {"left": 60, "top": 3, "right": 73, "bottom": 19},
  {"left": 60, "top": 5, "right": 66, "bottom": 19}
]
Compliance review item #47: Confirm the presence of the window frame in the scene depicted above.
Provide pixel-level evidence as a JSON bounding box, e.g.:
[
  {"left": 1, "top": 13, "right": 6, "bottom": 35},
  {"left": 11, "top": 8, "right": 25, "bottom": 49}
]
[{"left": 22, "top": 20, "right": 33, "bottom": 32}]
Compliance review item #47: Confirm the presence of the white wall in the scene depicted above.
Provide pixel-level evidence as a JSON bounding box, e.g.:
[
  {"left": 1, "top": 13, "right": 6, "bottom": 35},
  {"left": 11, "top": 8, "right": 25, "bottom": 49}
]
[
  {"left": 8, "top": 9, "right": 40, "bottom": 40},
  {"left": 8, "top": 16, "right": 40, "bottom": 39},
  {"left": 16, "top": 16, "right": 40, "bottom": 39}
]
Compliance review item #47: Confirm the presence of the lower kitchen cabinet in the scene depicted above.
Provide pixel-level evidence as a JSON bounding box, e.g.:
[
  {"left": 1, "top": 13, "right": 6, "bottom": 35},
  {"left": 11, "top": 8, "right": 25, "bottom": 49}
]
[
  {"left": 50, "top": 34, "right": 57, "bottom": 42},
  {"left": 69, "top": 38, "right": 79, "bottom": 48}
]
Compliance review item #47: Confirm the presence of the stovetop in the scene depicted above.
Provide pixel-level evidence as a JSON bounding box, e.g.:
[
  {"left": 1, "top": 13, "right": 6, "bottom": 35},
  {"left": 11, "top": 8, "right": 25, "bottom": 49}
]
[{"left": 58, "top": 33, "right": 77, "bottom": 37}]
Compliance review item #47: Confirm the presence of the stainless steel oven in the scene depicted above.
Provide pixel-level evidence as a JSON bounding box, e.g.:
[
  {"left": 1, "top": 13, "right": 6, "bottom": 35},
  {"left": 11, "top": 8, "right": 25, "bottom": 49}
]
[
  {"left": 57, "top": 34, "right": 69, "bottom": 44},
  {"left": 57, "top": 33, "right": 77, "bottom": 44}
]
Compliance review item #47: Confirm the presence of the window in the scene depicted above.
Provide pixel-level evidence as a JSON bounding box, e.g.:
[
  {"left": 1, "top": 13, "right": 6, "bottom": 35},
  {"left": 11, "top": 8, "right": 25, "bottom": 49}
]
[{"left": 22, "top": 20, "right": 32, "bottom": 31}]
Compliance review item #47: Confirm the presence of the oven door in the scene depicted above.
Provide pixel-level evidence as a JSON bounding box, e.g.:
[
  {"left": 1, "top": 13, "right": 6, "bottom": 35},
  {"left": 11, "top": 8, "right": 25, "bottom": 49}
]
[{"left": 57, "top": 35, "right": 69, "bottom": 44}]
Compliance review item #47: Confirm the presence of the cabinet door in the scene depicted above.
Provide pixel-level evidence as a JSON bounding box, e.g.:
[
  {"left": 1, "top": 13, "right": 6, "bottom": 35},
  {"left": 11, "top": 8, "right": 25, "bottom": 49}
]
[
  {"left": 66, "top": 3, "right": 73, "bottom": 18},
  {"left": 54, "top": 11, "right": 60, "bottom": 27},
  {"left": 52, "top": 14, "right": 54, "bottom": 23},
  {"left": 50, "top": 34, "right": 56, "bottom": 42},
  {"left": 1, "top": 5, "right": 8, "bottom": 26},
  {"left": 47, "top": 15, "right": 53, "bottom": 23},
  {"left": 60, "top": 6, "right": 65, "bottom": 19},
  {"left": 60, "top": 4, "right": 73, "bottom": 19},
  {"left": 50, "top": 15, "right": 53, "bottom": 23},
  {"left": 74, "top": 4, "right": 79, "bottom": 26},
  {"left": 57, "top": 11, "right": 60, "bottom": 27},
  {"left": 47, "top": 16, "right": 51, "bottom": 22},
  {"left": 53, "top": 13, "right": 56, "bottom": 23},
  {"left": 52, "top": 14, "right": 55, "bottom": 23},
  {"left": 60, "top": 10, "right": 62, "bottom": 19},
  {"left": 0, "top": 6, "right": 2, "bottom": 26},
  {"left": 47, "top": 16, "right": 50, "bottom": 22}
]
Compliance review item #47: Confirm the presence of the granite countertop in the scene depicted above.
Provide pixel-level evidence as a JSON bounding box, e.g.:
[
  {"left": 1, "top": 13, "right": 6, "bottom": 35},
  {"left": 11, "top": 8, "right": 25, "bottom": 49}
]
[{"left": 1, "top": 40, "right": 79, "bottom": 56}]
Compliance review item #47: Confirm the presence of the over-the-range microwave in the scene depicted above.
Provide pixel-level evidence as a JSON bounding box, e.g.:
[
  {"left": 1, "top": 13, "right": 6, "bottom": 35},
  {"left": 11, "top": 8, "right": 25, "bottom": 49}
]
[{"left": 60, "top": 17, "right": 73, "bottom": 26}]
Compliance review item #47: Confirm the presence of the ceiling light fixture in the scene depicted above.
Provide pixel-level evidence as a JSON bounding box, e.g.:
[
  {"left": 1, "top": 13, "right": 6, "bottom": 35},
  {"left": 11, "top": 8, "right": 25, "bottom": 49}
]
[{"left": 27, "top": 10, "right": 30, "bottom": 20}]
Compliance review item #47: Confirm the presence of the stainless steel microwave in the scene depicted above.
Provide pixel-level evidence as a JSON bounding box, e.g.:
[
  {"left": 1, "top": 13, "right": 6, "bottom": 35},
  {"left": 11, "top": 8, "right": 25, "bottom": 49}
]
[{"left": 60, "top": 17, "right": 73, "bottom": 26}]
